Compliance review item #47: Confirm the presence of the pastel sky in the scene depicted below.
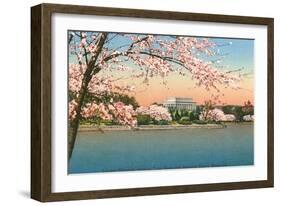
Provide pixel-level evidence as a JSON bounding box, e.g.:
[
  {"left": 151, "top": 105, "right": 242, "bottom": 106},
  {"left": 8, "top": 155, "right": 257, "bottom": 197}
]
[{"left": 69, "top": 31, "right": 254, "bottom": 106}]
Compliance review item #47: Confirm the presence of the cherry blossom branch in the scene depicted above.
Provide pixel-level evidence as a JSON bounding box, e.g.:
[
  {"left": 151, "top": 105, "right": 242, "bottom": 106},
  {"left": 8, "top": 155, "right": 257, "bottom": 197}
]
[
  {"left": 104, "top": 33, "right": 119, "bottom": 44},
  {"left": 87, "top": 33, "right": 108, "bottom": 69},
  {"left": 136, "top": 51, "right": 185, "bottom": 67},
  {"left": 102, "top": 36, "right": 150, "bottom": 63},
  {"left": 68, "top": 33, "right": 74, "bottom": 45},
  {"left": 80, "top": 32, "right": 89, "bottom": 65},
  {"left": 225, "top": 67, "right": 244, "bottom": 74}
]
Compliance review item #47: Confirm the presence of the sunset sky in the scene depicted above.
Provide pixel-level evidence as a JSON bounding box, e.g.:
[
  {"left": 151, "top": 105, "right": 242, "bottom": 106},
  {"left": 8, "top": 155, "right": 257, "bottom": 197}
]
[{"left": 69, "top": 32, "right": 254, "bottom": 106}]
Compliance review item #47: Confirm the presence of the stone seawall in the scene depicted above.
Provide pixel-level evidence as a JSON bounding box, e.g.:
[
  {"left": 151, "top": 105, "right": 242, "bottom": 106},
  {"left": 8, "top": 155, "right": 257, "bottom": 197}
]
[{"left": 78, "top": 124, "right": 225, "bottom": 132}]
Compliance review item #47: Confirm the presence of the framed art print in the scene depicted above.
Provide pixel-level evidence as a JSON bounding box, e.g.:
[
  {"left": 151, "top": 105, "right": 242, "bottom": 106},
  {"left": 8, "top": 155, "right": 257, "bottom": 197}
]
[{"left": 31, "top": 3, "right": 274, "bottom": 202}]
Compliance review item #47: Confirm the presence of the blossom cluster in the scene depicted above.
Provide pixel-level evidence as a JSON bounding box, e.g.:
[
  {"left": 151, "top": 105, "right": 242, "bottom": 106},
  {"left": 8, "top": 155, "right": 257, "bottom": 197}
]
[
  {"left": 81, "top": 102, "right": 113, "bottom": 120},
  {"left": 243, "top": 115, "right": 254, "bottom": 121},
  {"left": 69, "top": 63, "right": 135, "bottom": 96},
  {"left": 73, "top": 101, "right": 137, "bottom": 127},
  {"left": 69, "top": 100, "right": 172, "bottom": 127},
  {"left": 109, "top": 102, "right": 137, "bottom": 127},
  {"left": 68, "top": 100, "right": 78, "bottom": 120},
  {"left": 136, "top": 105, "right": 172, "bottom": 121},
  {"left": 69, "top": 64, "right": 87, "bottom": 93},
  {"left": 199, "top": 108, "right": 236, "bottom": 122}
]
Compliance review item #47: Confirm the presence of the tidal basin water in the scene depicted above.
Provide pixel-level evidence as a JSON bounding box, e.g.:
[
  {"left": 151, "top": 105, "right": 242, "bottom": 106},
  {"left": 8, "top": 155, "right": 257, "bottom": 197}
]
[{"left": 68, "top": 124, "right": 254, "bottom": 174}]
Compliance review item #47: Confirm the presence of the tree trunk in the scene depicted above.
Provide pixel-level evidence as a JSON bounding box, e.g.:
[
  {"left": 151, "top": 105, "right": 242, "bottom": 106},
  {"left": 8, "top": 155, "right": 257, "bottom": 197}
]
[
  {"left": 68, "top": 85, "right": 87, "bottom": 159},
  {"left": 68, "top": 32, "right": 108, "bottom": 160},
  {"left": 68, "top": 115, "right": 80, "bottom": 159}
]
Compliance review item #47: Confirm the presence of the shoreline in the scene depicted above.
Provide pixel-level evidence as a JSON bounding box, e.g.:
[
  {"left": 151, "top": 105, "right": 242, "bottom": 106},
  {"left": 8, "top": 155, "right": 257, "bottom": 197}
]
[
  {"left": 78, "top": 124, "right": 227, "bottom": 132},
  {"left": 224, "top": 122, "right": 253, "bottom": 125}
]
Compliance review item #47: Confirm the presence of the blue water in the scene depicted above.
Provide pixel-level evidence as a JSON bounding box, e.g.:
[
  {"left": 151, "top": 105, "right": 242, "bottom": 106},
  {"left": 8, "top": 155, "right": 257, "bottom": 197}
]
[{"left": 68, "top": 124, "right": 254, "bottom": 174}]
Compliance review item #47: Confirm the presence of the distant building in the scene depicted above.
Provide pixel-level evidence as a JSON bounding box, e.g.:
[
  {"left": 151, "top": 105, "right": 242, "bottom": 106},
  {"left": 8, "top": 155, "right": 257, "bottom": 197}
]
[{"left": 163, "top": 97, "right": 196, "bottom": 111}]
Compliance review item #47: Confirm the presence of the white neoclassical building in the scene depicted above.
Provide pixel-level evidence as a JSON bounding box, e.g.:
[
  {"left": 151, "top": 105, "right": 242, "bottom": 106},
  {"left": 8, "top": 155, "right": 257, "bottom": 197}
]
[{"left": 163, "top": 97, "right": 196, "bottom": 111}]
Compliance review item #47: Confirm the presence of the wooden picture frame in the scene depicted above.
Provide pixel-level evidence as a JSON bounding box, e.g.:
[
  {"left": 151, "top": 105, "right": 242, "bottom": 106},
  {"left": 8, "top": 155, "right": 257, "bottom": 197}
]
[{"left": 31, "top": 3, "right": 274, "bottom": 202}]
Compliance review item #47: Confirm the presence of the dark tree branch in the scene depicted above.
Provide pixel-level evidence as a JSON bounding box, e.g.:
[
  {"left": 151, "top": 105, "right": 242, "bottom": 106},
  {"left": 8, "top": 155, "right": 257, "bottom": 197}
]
[
  {"left": 131, "top": 51, "right": 191, "bottom": 71},
  {"left": 102, "top": 36, "right": 150, "bottom": 63},
  {"left": 68, "top": 33, "right": 73, "bottom": 45},
  {"left": 225, "top": 67, "right": 244, "bottom": 73},
  {"left": 74, "top": 32, "right": 82, "bottom": 38},
  {"left": 105, "top": 33, "right": 119, "bottom": 44},
  {"left": 80, "top": 32, "right": 89, "bottom": 65}
]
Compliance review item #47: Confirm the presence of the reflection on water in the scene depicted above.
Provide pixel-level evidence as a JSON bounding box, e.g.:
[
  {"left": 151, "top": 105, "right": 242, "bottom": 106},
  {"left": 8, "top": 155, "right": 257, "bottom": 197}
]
[{"left": 68, "top": 124, "right": 254, "bottom": 174}]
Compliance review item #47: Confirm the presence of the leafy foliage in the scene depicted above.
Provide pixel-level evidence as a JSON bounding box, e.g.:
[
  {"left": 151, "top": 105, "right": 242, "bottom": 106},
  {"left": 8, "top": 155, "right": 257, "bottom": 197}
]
[
  {"left": 136, "top": 114, "right": 152, "bottom": 125},
  {"left": 221, "top": 101, "right": 254, "bottom": 121}
]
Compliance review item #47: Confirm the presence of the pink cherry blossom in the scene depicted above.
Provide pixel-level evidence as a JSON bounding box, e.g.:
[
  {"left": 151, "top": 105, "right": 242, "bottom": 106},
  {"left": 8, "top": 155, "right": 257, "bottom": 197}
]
[
  {"left": 243, "top": 115, "right": 254, "bottom": 121},
  {"left": 80, "top": 101, "right": 137, "bottom": 127},
  {"left": 81, "top": 102, "right": 113, "bottom": 121},
  {"left": 69, "top": 63, "right": 135, "bottom": 95},
  {"left": 136, "top": 105, "right": 172, "bottom": 121},
  {"left": 68, "top": 100, "right": 78, "bottom": 120},
  {"left": 199, "top": 108, "right": 236, "bottom": 121},
  {"left": 110, "top": 102, "right": 137, "bottom": 127},
  {"left": 224, "top": 114, "right": 236, "bottom": 121}
]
